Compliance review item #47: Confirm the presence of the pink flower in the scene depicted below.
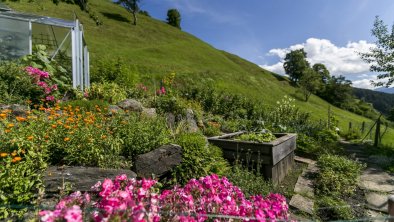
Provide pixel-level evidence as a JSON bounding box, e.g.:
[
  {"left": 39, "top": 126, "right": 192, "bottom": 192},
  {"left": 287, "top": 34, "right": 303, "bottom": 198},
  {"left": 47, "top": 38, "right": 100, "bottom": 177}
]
[
  {"left": 64, "top": 205, "right": 82, "bottom": 222},
  {"left": 51, "top": 84, "right": 58, "bottom": 90},
  {"left": 46, "top": 96, "right": 55, "bottom": 101}
]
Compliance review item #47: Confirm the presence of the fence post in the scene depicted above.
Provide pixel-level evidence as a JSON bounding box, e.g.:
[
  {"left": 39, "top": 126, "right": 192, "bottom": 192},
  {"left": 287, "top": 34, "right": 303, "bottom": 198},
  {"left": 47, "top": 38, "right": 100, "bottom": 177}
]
[
  {"left": 327, "top": 106, "right": 331, "bottom": 129},
  {"left": 374, "top": 117, "right": 381, "bottom": 147},
  {"left": 349, "top": 122, "right": 352, "bottom": 132},
  {"left": 361, "top": 121, "right": 365, "bottom": 134},
  {"left": 389, "top": 195, "right": 394, "bottom": 222}
]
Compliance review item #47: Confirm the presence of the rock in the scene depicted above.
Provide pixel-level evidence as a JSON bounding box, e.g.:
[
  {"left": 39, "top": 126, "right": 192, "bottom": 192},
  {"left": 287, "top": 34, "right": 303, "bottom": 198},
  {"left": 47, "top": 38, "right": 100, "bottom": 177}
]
[
  {"left": 359, "top": 167, "right": 394, "bottom": 193},
  {"left": 44, "top": 166, "right": 137, "bottom": 193},
  {"left": 133, "top": 144, "right": 183, "bottom": 179},
  {"left": 186, "top": 108, "right": 199, "bottom": 132},
  {"left": 108, "top": 105, "right": 124, "bottom": 115},
  {"left": 117, "top": 99, "right": 143, "bottom": 112},
  {"left": 289, "top": 194, "right": 314, "bottom": 215},
  {"left": 0, "top": 104, "right": 29, "bottom": 117},
  {"left": 142, "top": 108, "right": 157, "bottom": 118},
  {"left": 366, "top": 192, "right": 389, "bottom": 213},
  {"left": 166, "top": 112, "right": 176, "bottom": 129}
]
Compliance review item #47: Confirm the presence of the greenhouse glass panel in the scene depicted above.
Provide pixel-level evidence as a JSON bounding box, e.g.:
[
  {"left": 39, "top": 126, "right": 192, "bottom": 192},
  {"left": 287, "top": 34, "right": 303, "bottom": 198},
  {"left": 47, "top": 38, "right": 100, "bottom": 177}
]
[{"left": 0, "top": 17, "right": 29, "bottom": 60}]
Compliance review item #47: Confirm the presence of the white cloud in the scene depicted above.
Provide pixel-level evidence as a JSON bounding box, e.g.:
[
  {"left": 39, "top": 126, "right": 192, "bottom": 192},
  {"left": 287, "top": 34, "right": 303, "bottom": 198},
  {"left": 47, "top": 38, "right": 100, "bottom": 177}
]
[
  {"left": 262, "top": 38, "right": 375, "bottom": 76},
  {"left": 352, "top": 79, "right": 375, "bottom": 89}
]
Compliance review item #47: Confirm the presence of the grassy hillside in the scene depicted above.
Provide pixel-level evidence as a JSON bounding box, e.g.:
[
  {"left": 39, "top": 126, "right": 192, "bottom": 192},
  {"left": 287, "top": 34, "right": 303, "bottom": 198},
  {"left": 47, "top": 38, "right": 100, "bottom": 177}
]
[{"left": 5, "top": 0, "right": 394, "bottom": 145}]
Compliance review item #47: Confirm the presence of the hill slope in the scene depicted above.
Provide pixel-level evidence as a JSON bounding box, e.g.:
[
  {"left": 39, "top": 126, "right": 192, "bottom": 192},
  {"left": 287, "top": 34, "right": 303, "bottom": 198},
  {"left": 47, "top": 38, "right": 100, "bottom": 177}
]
[
  {"left": 5, "top": 0, "right": 394, "bottom": 145},
  {"left": 353, "top": 88, "right": 394, "bottom": 115}
]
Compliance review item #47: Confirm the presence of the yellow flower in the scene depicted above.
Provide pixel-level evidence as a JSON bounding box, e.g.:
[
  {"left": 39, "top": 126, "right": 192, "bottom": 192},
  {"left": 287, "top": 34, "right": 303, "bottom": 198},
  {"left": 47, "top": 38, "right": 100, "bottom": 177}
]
[
  {"left": 7, "top": 123, "right": 14, "bottom": 128},
  {"left": 0, "top": 153, "right": 7, "bottom": 157},
  {"left": 64, "top": 137, "right": 70, "bottom": 142},
  {"left": 5, "top": 129, "right": 11, "bottom": 133},
  {"left": 101, "top": 135, "right": 107, "bottom": 139},
  {"left": 14, "top": 156, "right": 22, "bottom": 162},
  {"left": 27, "top": 136, "right": 34, "bottom": 141},
  {"left": 51, "top": 124, "right": 57, "bottom": 129},
  {"left": 0, "top": 113, "right": 7, "bottom": 118}
]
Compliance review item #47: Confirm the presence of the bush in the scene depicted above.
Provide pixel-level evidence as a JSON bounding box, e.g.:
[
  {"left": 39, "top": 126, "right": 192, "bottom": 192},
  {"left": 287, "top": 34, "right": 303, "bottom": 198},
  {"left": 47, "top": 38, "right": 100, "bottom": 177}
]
[
  {"left": 316, "top": 129, "right": 339, "bottom": 143},
  {"left": 60, "top": 99, "right": 110, "bottom": 112},
  {"left": 0, "top": 62, "right": 42, "bottom": 105},
  {"left": 316, "top": 154, "right": 365, "bottom": 196},
  {"left": 236, "top": 131, "right": 276, "bottom": 143},
  {"left": 87, "top": 82, "right": 127, "bottom": 104},
  {"left": 225, "top": 164, "right": 273, "bottom": 198},
  {"left": 90, "top": 59, "right": 139, "bottom": 89},
  {"left": 317, "top": 196, "right": 354, "bottom": 220},
  {"left": 113, "top": 114, "right": 171, "bottom": 158},
  {"left": 171, "top": 133, "right": 229, "bottom": 185},
  {"left": 0, "top": 109, "right": 47, "bottom": 219},
  {"left": 153, "top": 94, "right": 186, "bottom": 116}
]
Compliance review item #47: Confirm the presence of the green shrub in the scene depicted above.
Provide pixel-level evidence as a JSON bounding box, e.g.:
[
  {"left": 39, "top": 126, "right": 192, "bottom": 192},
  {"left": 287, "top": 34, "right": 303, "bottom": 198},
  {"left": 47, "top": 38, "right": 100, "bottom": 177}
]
[
  {"left": 0, "top": 61, "right": 42, "bottom": 105},
  {"left": 87, "top": 82, "right": 127, "bottom": 104},
  {"left": 90, "top": 59, "right": 139, "bottom": 89},
  {"left": 154, "top": 94, "right": 186, "bottom": 116},
  {"left": 317, "top": 196, "right": 354, "bottom": 220},
  {"left": 316, "top": 129, "right": 339, "bottom": 143},
  {"left": 316, "top": 154, "right": 365, "bottom": 196},
  {"left": 296, "top": 133, "right": 320, "bottom": 156},
  {"left": 202, "top": 123, "right": 221, "bottom": 137},
  {"left": 171, "top": 133, "right": 229, "bottom": 185},
  {"left": 225, "top": 164, "right": 273, "bottom": 198},
  {"left": 0, "top": 151, "right": 46, "bottom": 219},
  {"left": 113, "top": 114, "right": 171, "bottom": 158},
  {"left": 342, "top": 129, "right": 362, "bottom": 141}
]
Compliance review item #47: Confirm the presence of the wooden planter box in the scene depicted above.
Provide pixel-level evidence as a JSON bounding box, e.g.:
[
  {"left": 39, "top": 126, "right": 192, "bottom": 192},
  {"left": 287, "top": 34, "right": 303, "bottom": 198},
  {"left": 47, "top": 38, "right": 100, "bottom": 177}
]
[{"left": 208, "top": 131, "right": 297, "bottom": 185}]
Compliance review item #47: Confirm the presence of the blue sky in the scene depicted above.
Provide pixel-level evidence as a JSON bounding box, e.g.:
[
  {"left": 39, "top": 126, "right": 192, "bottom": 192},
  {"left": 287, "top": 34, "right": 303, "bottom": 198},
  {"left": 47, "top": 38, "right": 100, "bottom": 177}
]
[{"left": 141, "top": 0, "right": 394, "bottom": 89}]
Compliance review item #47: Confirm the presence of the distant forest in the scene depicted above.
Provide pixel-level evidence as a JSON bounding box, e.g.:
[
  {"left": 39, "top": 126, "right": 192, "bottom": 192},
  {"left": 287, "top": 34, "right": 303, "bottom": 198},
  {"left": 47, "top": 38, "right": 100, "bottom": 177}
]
[{"left": 353, "top": 87, "right": 394, "bottom": 116}]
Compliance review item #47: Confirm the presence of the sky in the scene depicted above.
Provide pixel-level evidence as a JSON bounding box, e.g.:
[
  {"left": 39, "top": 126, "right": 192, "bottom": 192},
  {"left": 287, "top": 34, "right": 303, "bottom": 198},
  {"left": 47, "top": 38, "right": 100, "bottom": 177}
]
[{"left": 141, "top": 0, "right": 394, "bottom": 89}]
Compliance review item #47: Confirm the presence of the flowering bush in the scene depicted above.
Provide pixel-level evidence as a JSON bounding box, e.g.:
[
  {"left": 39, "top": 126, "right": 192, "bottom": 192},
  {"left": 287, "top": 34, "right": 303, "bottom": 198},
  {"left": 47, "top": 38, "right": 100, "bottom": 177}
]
[
  {"left": 39, "top": 174, "right": 290, "bottom": 221},
  {"left": 25, "top": 66, "right": 59, "bottom": 103}
]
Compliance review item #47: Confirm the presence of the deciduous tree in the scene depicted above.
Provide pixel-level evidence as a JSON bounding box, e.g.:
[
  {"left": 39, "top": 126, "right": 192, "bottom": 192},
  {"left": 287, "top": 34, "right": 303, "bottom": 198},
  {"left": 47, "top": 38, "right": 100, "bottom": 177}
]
[
  {"left": 299, "top": 68, "right": 321, "bottom": 101},
  {"left": 283, "top": 49, "right": 310, "bottom": 83},
  {"left": 166, "top": 9, "right": 181, "bottom": 29},
  {"left": 116, "top": 0, "right": 140, "bottom": 26},
  {"left": 360, "top": 16, "right": 394, "bottom": 87}
]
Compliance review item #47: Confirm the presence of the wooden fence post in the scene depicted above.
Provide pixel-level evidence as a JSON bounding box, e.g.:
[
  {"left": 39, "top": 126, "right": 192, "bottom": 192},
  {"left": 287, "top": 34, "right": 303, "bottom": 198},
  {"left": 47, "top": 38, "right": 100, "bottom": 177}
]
[
  {"left": 374, "top": 117, "right": 381, "bottom": 147},
  {"left": 327, "top": 106, "right": 331, "bottom": 129},
  {"left": 361, "top": 121, "right": 365, "bottom": 134},
  {"left": 349, "top": 122, "right": 352, "bottom": 132},
  {"left": 389, "top": 195, "right": 394, "bottom": 222}
]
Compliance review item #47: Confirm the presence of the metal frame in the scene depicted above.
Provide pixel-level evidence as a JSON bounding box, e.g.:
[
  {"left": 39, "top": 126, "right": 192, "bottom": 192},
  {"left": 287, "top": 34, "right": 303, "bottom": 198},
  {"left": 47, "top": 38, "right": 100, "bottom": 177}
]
[{"left": 0, "top": 11, "right": 89, "bottom": 90}]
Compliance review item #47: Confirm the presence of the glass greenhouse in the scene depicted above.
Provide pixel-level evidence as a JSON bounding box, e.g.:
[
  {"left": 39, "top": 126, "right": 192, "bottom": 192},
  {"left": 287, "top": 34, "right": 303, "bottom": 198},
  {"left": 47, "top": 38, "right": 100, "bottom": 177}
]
[{"left": 0, "top": 5, "right": 89, "bottom": 89}]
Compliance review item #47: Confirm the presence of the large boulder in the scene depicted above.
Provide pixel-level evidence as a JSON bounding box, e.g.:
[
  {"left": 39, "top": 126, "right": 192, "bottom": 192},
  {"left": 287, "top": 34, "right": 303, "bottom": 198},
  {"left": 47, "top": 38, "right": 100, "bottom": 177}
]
[
  {"left": 165, "top": 112, "right": 176, "bottom": 129},
  {"left": 133, "top": 144, "right": 183, "bottom": 179},
  {"left": 107, "top": 105, "right": 124, "bottom": 115},
  {"left": 44, "top": 166, "right": 137, "bottom": 193},
  {"left": 117, "top": 99, "right": 144, "bottom": 112}
]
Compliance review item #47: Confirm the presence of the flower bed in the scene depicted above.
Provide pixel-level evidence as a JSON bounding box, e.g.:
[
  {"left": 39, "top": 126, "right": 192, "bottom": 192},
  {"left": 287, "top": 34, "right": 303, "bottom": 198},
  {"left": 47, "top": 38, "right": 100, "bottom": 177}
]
[
  {"left": 39, "top": 174, "right": 290, "bottom": 221},
  {"left": 208, "top": 131, "right": 297, "bottom": 185}
]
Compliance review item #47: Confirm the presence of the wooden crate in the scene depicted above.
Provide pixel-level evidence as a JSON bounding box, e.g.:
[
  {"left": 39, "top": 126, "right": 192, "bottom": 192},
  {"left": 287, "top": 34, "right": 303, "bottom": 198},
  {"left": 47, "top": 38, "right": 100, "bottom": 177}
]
[{"left": 208, "top": 131, "right": 297, "bottom": 185}]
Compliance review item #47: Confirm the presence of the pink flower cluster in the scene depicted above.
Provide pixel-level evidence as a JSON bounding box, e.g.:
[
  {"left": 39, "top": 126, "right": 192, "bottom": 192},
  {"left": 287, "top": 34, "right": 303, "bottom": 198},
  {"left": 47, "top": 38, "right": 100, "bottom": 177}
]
[
  {"left": 160, "top": 174, "right": 289, "bottom": 221},
  {"left": 39, "top": 174, "right": 290, "bottom": 222},
  {"left": 25, "top": 66, "right": 58, "bottom": 102},
  {"left": 156, "top": 86, "right": 166, "bottom": 95}
]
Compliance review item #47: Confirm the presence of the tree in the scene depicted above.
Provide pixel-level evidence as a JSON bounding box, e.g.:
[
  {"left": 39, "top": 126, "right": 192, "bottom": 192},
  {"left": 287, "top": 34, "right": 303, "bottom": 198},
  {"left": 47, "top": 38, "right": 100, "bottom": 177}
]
[
  {"left": 321, "top": 75, "right": 352, "bottom": 106},
  {"left": 116, "top": 0, "right": 140, "bottom": 26},
  {"left": 166, "top": 9, "right": 181, "bottom": 29},
  {"left": 299, "top": 68, "right": 321, "bottom": 101},
  {"left": 360, "top": 16, "right": 394, "bottom": 87},
  {"left": 312, "top": 63, "right": 330, "bottom": 84},
  {"left": 388, "top": 108, "right": 394, "bottom": 122},
  {"left": 283, "top": 49, "right": 310, "bottom": 83}
]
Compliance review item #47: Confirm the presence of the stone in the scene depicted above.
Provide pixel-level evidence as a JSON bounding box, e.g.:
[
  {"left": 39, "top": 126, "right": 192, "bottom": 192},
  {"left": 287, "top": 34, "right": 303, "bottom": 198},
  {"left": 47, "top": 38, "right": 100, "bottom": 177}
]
[
  {"left": 186, "top": 108, "right": 199, "bottom": 132},
  {"left": 0, "top": 104, "right": 29, "bottom": 117},
  {"left": 289, "top": 194, "right": 314, "bottom": 215},
  {"left": 142, "top": 108, "right": 157, "bottom": 118},
  {"left": 166, "top": 112, "right": 176, "bottom": 129},
  {"left": 133, "top": 144, "right": 182, "bottom": 179},
  {"left": 366, "top": 192, "right": 389, "bottom": 213},
  {"left": 294, "top": 167, "right": 315, "bottom": 198},
  {"left": 359, "top": 167, "right": 394, "bottom": 193},
  {"left": 108, "top": 105, "right": 124, "bottom": 115},
  {"left": 117, "top": 99, "right": 144, "bottom": 112},
  {"left": 44, "top": 166, "right": 137, "bottom": 193}
]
